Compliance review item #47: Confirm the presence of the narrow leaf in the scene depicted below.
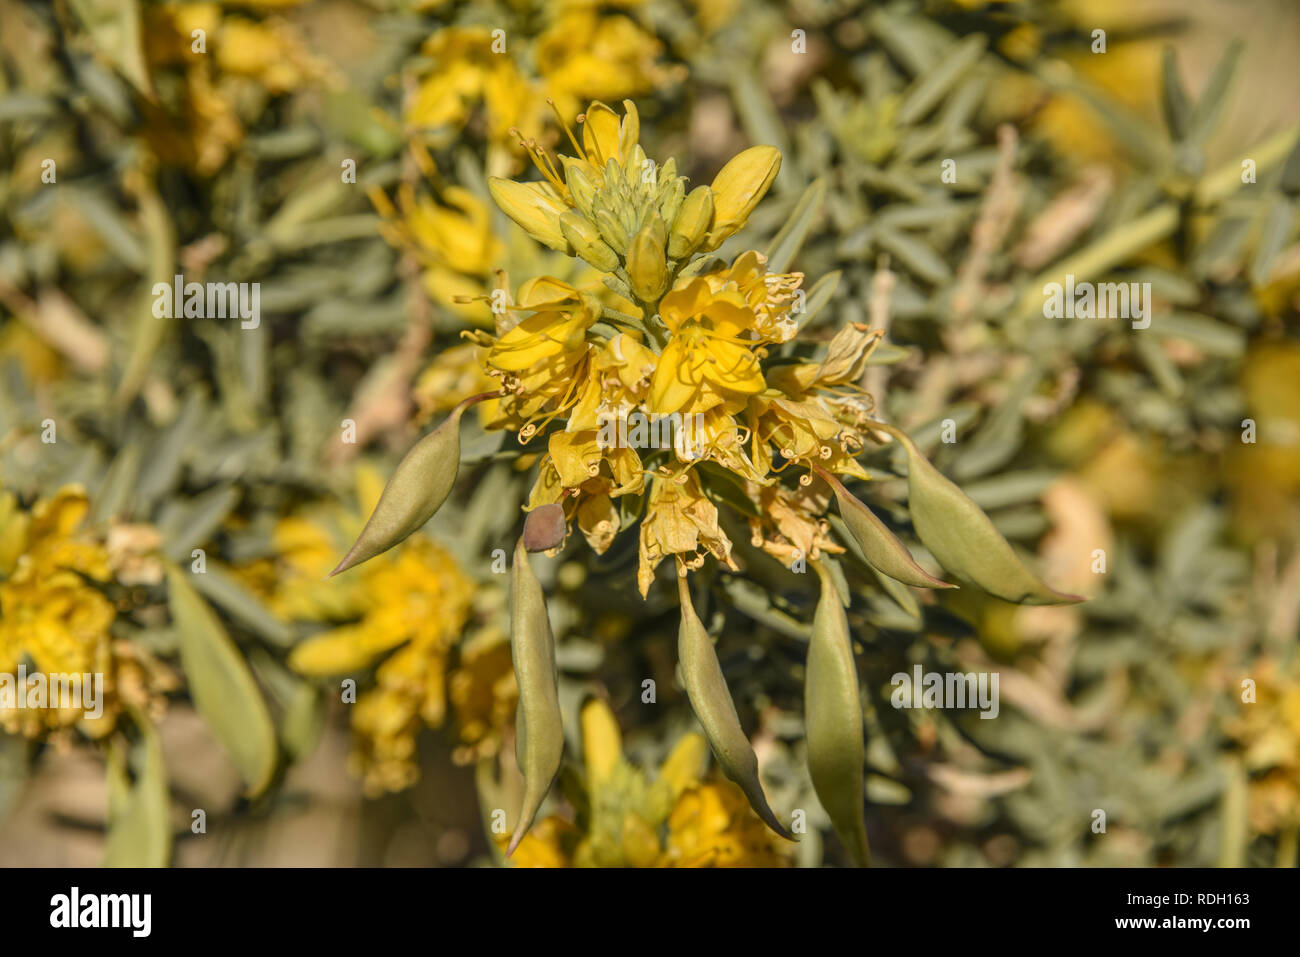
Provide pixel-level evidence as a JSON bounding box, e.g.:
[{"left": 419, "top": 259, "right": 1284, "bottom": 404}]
[{"left": 166, "top": 563, "right": 278, "bottom": 796}]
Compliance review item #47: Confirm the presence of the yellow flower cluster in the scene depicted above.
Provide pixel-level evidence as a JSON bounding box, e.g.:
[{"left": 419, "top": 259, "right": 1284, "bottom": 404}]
[
  {"left": 469, "top": 100, "right": 878, "bottom": 594},
  {"left": 0, "top": 488, "right": 164, "bottom": 738},
  {"left": 406, "top": 9, "right": 680, "bottom": 176},
  {"left": 506, "top": 699, "right": 789, "bottom": 867},
  {"left": 142, "top": 2, "right": 327, "bottom": 175},
  {"left": 242, "top": 468, "right": 494, "bottom": 793},
  {"left": 1227, "top": 659, "right": 1300, "bottom": 837}
]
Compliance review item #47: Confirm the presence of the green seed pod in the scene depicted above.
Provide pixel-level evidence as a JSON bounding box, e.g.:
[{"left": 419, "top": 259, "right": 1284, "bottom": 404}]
[
  {"left": 806, "top": 561, "right": 870, "bottom": 867},
  {"left": 330, "top": 399, "right": 474, "bottom": 576},
  {"left": 875, "top": 423, "right": 1084, "bottom": 605},
  {"left": 668, "top": 185, "right": 714, "bottom": 259},
  {"left": 506, "top": 538, "right": 564, "bottom": 856},
  {"left": 626, "top": 224, "right": 668, "bottom": 301},
  {"left": 677, "top": 573, "right": 793, "bottom": 840},
  {"left": 817, "top": 465, "right": 953, "bottom": 590},
  {"left": 559, "top": 211, "right": 620, "bottom": 272}
]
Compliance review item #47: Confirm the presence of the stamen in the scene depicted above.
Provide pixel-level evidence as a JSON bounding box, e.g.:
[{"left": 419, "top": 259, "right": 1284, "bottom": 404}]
[{"left": 547, "top": 97, "right": 586, "bottom": 161}]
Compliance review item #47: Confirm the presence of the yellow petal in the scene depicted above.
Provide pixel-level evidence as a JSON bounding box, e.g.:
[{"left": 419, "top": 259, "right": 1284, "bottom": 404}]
[
  {"left": 581, "top": 101, "right": 622, "bottom": 167},
  {"left": 581, "top": 698, "right": 623, "bottom": 788},
  {"left": 617, "top": 99, "right": 640, "bottom": 165},
  {"left": 516, "top": 276, "right": 581, "bottom": 310},
  {"left": 647, "top": 339, "right": 700, "bottom": 414},
  {"left": 548, "top": 430, "right": 602, "bottom": 486},
  {"left": 288, "top": 623, "right": 408, "bottom": 675},
  {"left": 658, "top": 732, "right": 707, "bottom": 797}
]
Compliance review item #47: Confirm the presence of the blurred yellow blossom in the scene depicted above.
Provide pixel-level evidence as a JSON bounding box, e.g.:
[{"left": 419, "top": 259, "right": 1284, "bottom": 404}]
[
  {"left": 0, "top": 488, "right": 167, "bottom": 738},
  {"left": 507, "top": 698, "right": 789, "bottom": 867}
]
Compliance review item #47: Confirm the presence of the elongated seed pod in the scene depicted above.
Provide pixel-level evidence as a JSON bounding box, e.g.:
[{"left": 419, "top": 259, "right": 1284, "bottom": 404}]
[
  {"left": 872, "top": 422, "right": 1083, "bottom": 605},
  {"left": 806, "top": 561, "right": 871, "bottom": 867},
  {"left": 817, "top": 465, "right": 953, "bottom": 590},
  {"left": 330, "top": 396, "right": 481, "bottom": 577},
  {"left": 506, "top": 539, "right": 564, "bottom": 856},
  {"left": 677, "top": 573, "right": 793, "bottom": 840}
]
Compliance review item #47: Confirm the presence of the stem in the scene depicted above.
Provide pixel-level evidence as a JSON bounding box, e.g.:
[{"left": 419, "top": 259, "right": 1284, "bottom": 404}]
[{"left": 453, "top": 390, "right": 503, "bottom": 416}]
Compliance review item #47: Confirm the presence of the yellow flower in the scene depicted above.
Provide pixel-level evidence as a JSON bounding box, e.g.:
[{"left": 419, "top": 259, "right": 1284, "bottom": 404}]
[
  {"left": 535, "top": 10, "right": 678, "bottom": 112},
  {"left": 240, "top": 468, "right": 476, "bottom": 794},
  {"left": 637, "top": 471, "right": 737, "bottom": 596},
  {"left": 407, "top": 26, "right": 546, "bottom": 166},
  {"left": 662, "top": 781, "right": 790, "bottom": 868},
  {"left": 141, "top": 3, "right": 324, "bottom": 175},
  {"left": 747, "top": 482, "right": 845, "bottom": 569},
  {"left": 447, "top": 629, "right": 518, "bottom": 765},
  {"left": 373, "top": 181, "right": 506, "bottom": 324},
  {"left": 0, "top": 488, "right": 127, "bottom": 737},
  {"left": 1226, "top": 659, "right": 1300, "bottom": 837},
  {"left": 648, "top": 275, "right": 769, "bottom": 416},
  {"left": 487, "top": 178, "right": 572, "bottom": 252},
  {"left": 506, "top": 698, "right": 789, "bottom": 867},
  {"left": 486, "top": 278, "right": 601, "bottom": 373}
]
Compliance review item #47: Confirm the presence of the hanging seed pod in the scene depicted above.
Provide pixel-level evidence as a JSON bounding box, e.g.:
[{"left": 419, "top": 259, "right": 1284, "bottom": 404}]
[
  {"left": 806, "top": 561, "right": 871, "bottom": 867},
  {"left": 506, "top": 538, "right": 564, "bottom": 856},
  {"left": 816, "top": 464, "right": 954, "bottom": 590},
  {"left": 330, "top": 394, "right": 491, "bottom": 577},
  {"left": 677, "top": 572, "right": 793, "bottom": 840},
  {"left": 874, "top": 422, "right": 1083, "bottom": 605}
]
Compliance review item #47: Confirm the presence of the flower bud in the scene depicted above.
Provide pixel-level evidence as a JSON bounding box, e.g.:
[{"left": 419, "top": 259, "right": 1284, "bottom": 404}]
[
  {"left": 560, "top": 211, "right": 620, "bottom": 272},
  {"left": 488, "top": 177, "right": 571, "bottom": 253},
  {"left": 626, "top": 224, "right": 668, "bottom": 301},
  {"left": 523, "top": 502, "right": 568, "bottom": 552},
  {"left": 564, "top": 162, "right": 598, "bottom": 219},
  {"left": 702, "top": 145, "right": 781, "bottom": 251},
  {"left": 593, "top": 205, "right": 629, "bottom": 253},
  {"left": 657, "top": 176, "right": 685, "bottom": 233},
  {"left": 668, "top": 185, "right": 714, "bottom": 259}
]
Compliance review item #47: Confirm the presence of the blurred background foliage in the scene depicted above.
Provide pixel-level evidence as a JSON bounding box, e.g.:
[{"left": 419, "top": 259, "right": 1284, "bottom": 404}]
[{"left": 0, "top": 0, "right": 1298, "bottom": 866}]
